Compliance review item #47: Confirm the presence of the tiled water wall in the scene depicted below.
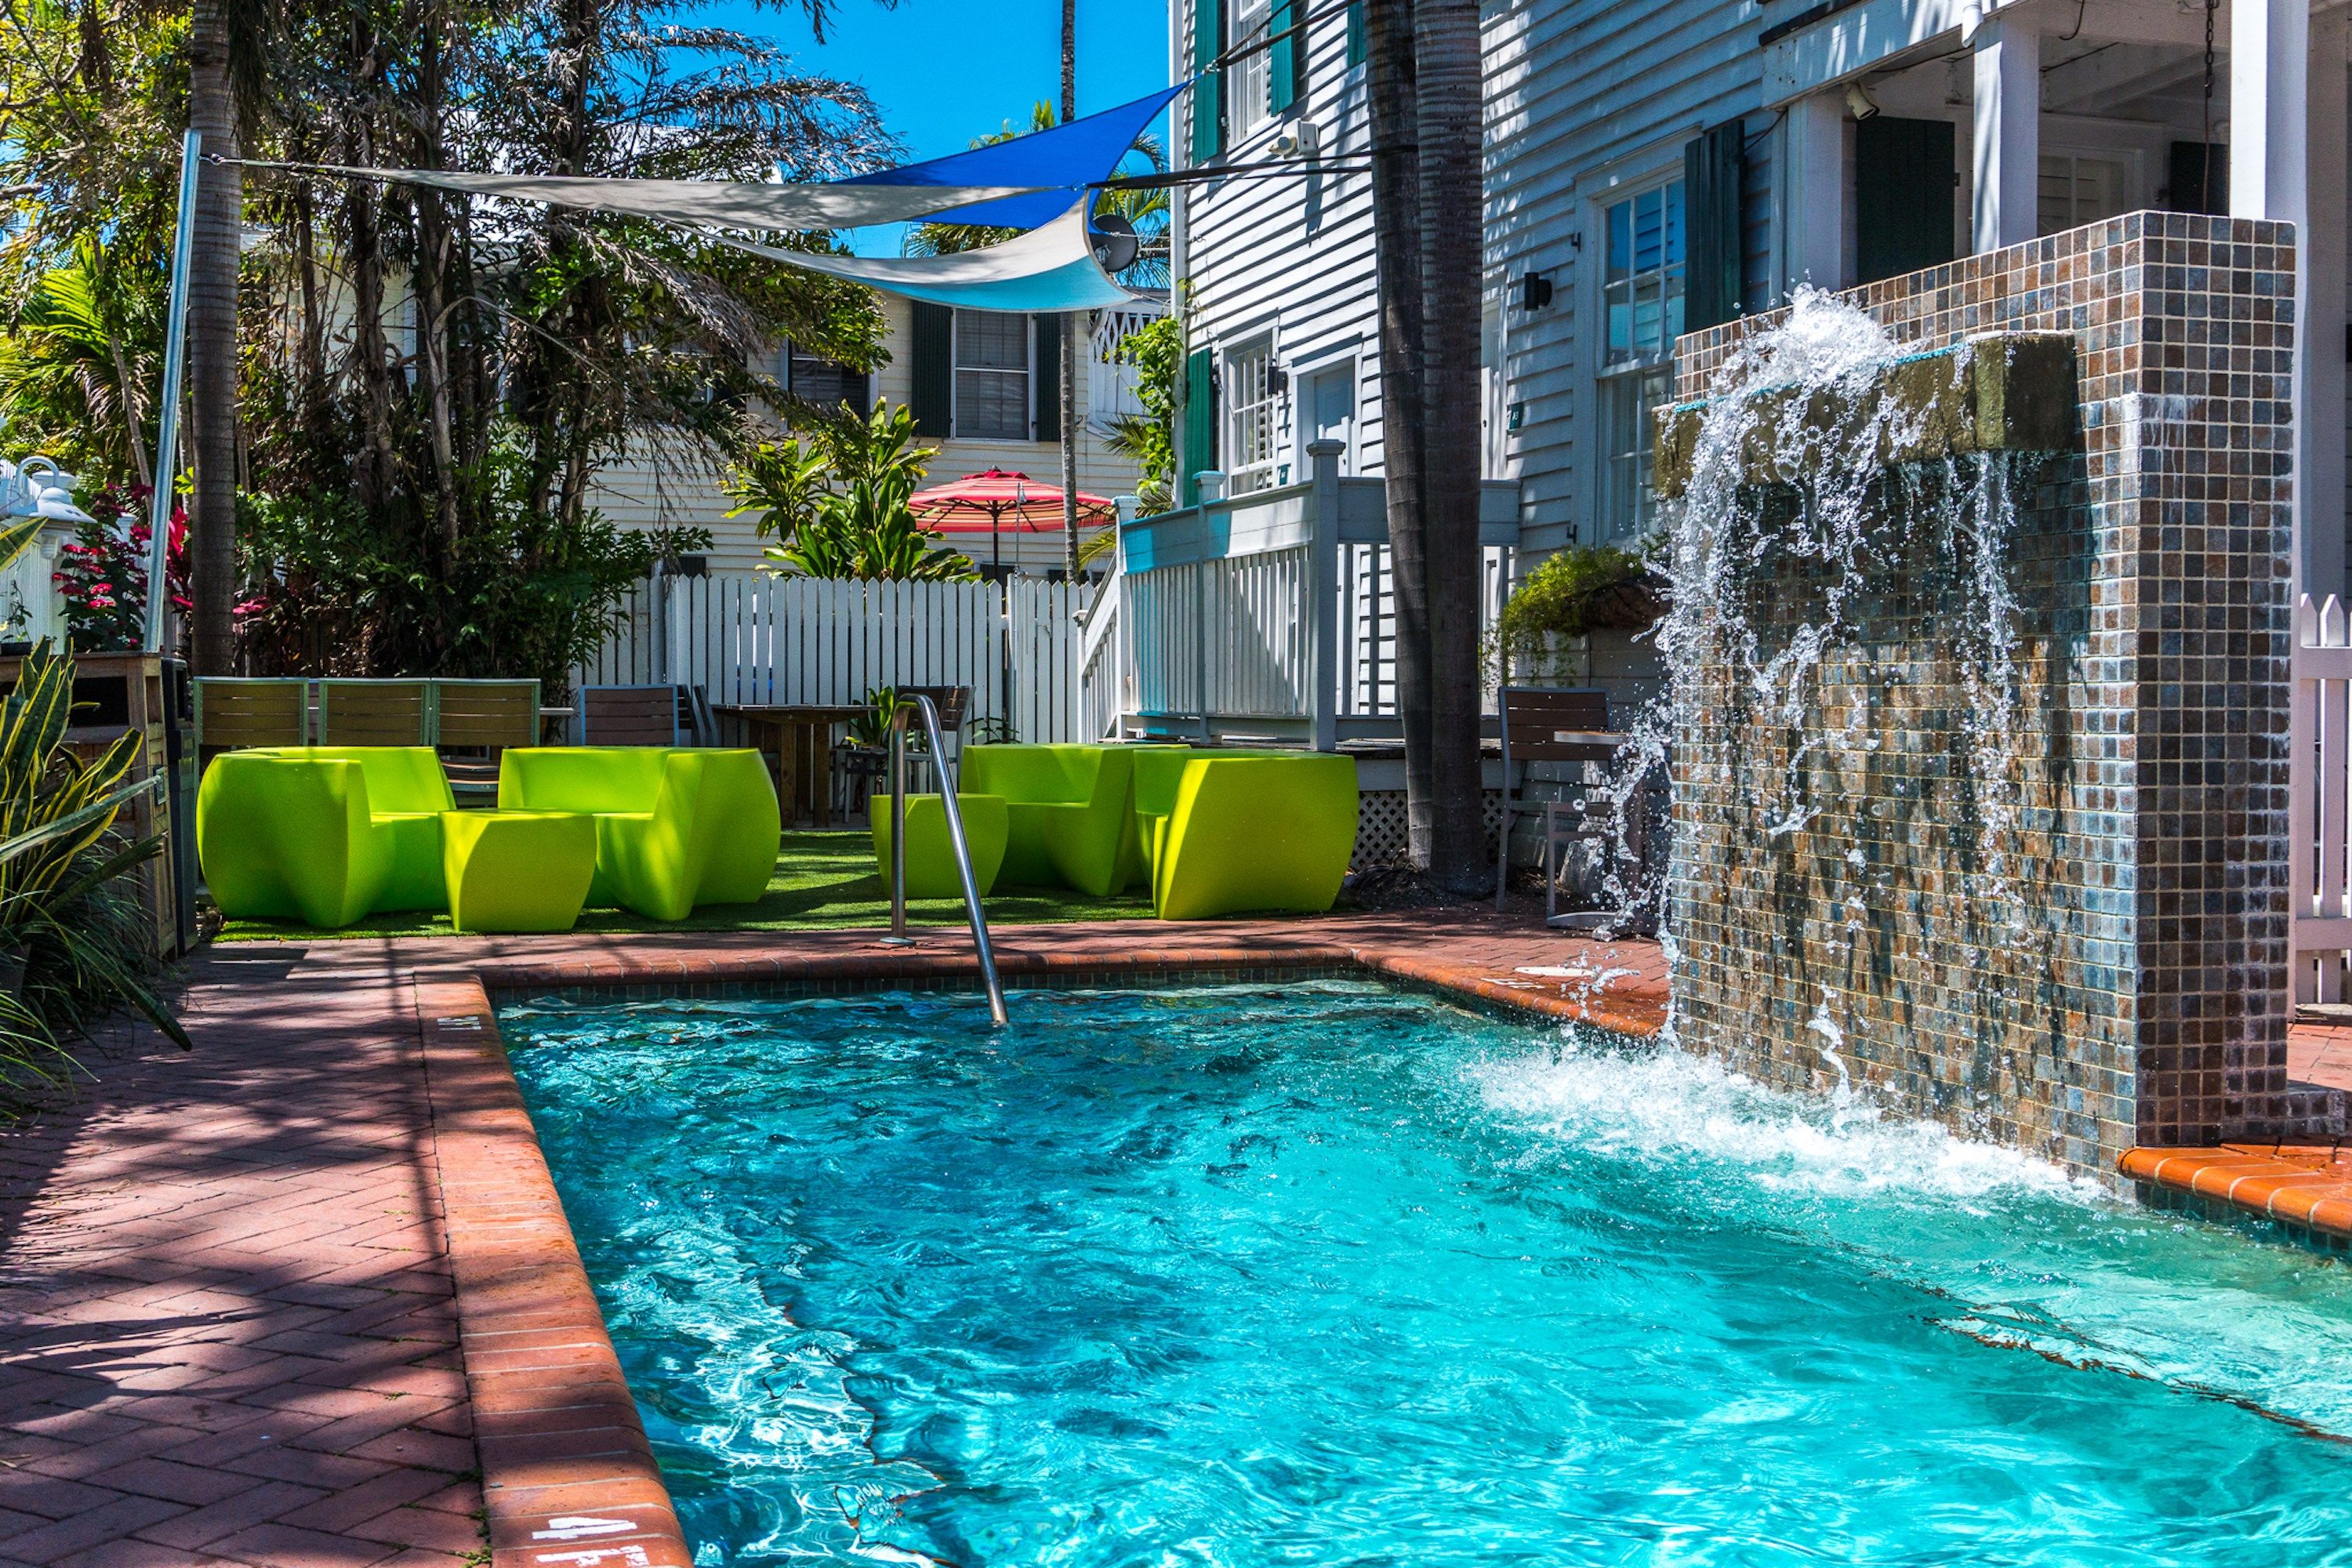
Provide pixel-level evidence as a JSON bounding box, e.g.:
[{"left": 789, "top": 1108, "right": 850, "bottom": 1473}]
[{"left": 1665, "top": 212, "right": 2339, "bottom": 1178}]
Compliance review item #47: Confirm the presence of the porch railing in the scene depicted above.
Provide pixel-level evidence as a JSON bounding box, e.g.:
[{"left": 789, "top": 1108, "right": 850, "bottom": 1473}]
[{"left": 1080, "top": 440, "right": 1516, "bottom": 746}]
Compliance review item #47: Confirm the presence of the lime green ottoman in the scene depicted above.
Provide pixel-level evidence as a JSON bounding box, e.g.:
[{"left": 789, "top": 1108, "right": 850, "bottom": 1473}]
[
  {"left": 1154, "top": 753, "right": 1360, "bottom": 920},
  {"left": 872, "top": 793, "right": 1008, "bottom": 899},
  {"left": 441, "top": 811, "right": 597, "bottom": 933},
  {"left": 961, "top": 744, "right": 1134, "bottom": 896}
]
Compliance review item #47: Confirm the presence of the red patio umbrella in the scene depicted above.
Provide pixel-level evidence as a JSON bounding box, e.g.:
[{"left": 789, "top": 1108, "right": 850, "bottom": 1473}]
[{"left": 910, "top": 469, "right": 1116, "bottom": 573}]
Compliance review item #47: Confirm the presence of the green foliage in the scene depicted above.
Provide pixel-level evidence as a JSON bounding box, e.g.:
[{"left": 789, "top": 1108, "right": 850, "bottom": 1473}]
[
  {"left": 726, "top": 403, "right": 976, "bottom": 583},
  {"left": 0, "top": 640, "right": 191, "bottom": 1113},
  {"left": 1489, "top": 544, "right": 1655, "bottom": 680},
  {"left": 0, "top": 0, "right": 891, "bottom": 678},
  {"left": 238, "top": 425, "right": 711, "bottom": 690},
  {"left": 1104, "top": 313, "right": 1183, "bottom": 515}
]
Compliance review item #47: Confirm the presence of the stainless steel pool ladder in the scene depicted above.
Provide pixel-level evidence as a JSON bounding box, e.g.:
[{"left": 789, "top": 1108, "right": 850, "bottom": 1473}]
[{"left": 887, "top": 694, "right": 1009, "bottom": 1025}]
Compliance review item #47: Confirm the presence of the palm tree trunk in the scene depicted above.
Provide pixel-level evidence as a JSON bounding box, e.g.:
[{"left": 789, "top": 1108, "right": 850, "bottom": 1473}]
[
  {"left": 1413, "top": 0, "right": 1487, "bottom": 891},
  {"left": 1060, "top": 0, "right": 1082, "bottom": 582},
  {"left": 186, "top": 0, "right": 240, "bottom": 671},
  {"left": 1365, "top": 0, "right": 1435, "bottom": 865}
]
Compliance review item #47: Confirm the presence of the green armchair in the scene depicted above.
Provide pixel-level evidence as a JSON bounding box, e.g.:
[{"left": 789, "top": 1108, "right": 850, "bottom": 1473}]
[
  {"left": 197, "top": 746, "right": 456, "bottom": 927},
  {"left": 496, "top": 747, "right": 780, "bottom": 920},
  {"left": 960, "top": 744, "right": 1137, "bottom": 897},
  {"left": 1149, "top": 753, "right": 1360, "bottom": 920}
]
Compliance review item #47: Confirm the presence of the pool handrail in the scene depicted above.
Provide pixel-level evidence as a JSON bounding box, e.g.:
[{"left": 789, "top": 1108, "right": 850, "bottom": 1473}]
[{"left": 888, "top": 694, "right": 1009, "bottom": 1026}]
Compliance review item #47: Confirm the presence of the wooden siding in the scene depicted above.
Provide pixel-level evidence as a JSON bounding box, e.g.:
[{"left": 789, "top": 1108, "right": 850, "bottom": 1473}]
[
  {"left": 1176, "top": 0, "right": 1778, "bottom": 562},
  {"left": 1485, "top": 0, "right": 1771, "bottom": 557},
  {"left": 1177, "top": 5, "right": 1387, "bottom": 482}
]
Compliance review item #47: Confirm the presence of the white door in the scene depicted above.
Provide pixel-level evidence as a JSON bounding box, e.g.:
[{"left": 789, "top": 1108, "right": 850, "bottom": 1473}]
[{"left": 1302, "top": 364, "right": 1355, "bottom": 474}]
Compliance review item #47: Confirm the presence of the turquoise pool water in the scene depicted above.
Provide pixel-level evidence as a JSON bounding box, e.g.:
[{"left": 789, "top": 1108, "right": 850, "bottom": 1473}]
[{"left": 503, "top": 982, "right": 2352, "bottom": 1566}]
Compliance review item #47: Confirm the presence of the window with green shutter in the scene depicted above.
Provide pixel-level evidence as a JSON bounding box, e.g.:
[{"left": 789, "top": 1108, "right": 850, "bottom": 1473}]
[
  {"left": 1191, "top": 0, "right": 1225, "bottom": 163},
  {"left": 1033, "top": 314, "right": 1063, "bottom": 444},
  {"left": 909, "top": 302, "right": 953, "bottom": 437},
  {"left": 1269, "top": 1, "right": 1305, "bottom": 116},
  {"left": 1854, "top": 118, "right": 1957, "bottom": 285},
  {"left": 1682, "top": 121, "right": 1745, "bottom": 334},
  {"left": 1346, "top": 2, "right": 1365, "bottom": 67},
  {"left": 1181, "top": 346, "right": 1216, "bottom": 506}
]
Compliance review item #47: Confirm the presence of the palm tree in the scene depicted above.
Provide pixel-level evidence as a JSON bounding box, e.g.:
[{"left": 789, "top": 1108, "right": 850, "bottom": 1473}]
[
  {"left": 185, "top": 0, "right": 239, "bottom": 672},
  {"left": 1414, "top": 0, "right": 1488, "bottom": 891},
  {"left": 1365, "top": 0, "right": 1435, "bottom": 868}
]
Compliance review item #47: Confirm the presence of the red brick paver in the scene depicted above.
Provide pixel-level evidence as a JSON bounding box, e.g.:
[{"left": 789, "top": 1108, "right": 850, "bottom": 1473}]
[
  {"left": 0, "top": 949, "right": 486, "bottom": 1566},
  {"left": 5, "top": 906, "right": 1648, "bottom": 1566}
]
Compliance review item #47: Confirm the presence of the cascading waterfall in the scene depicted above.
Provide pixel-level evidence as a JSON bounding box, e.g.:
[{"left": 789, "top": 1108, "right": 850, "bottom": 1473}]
[{"left": 1590, "top": 290, "right": 2053, "bottom": 1103}]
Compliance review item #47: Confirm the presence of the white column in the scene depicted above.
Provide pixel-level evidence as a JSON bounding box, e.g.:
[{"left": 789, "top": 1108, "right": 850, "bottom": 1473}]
[
  {"left": 2309, "top": 14, "right": 2347, "bottom": 603},
  {"left": 1784, "top": 92, "right": 1847, "bottom": 296},
  {"left": 1972, "top": 15, "right": 2041, "bottom": 253},
  {"left": 2234, "top": 0, "right": 2330, "bottom": 598}
]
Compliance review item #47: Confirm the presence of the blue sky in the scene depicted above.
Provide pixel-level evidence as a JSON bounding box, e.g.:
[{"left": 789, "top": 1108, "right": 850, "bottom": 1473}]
[{"left": 743, "top": 0, "right": 1172, "bottom": 158}]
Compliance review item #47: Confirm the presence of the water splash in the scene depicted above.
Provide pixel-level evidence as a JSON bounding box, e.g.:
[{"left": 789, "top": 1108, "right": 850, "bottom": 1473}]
[{"left": 1585, "top": 289, "right": 2050, "bottom": 1056}]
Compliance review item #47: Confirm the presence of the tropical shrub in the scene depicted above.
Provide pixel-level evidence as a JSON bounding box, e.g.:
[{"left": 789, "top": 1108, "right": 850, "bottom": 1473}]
[
  {"left": 0, "top": 639, "right": 190, "bottom": 1112},
  {"left": 51, "top": 485, "right": 192, "bottom": 652},
  {"left": 726, "top": 404, "right": 976, "bottom": 583},
  {"left": 1104, "top": 312, "right": 1182, "bottom": 517}
]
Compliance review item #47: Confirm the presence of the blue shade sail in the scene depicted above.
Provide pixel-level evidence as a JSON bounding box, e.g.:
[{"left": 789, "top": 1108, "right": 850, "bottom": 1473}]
[{"left": 836, "top": 83, "right": 1187, "bottom": 231}]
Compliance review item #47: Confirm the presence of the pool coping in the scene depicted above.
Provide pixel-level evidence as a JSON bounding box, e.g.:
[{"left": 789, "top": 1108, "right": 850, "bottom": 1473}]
[
  {"left": 416, "top": 936, "right": 1669, "bottom": 1568},
  {"left": 2119, "top": 1145, "right": 2352, "bottom": 1251}
]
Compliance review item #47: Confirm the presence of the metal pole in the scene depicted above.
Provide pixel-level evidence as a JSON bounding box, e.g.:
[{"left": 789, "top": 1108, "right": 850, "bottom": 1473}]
[
  {"left": 1061, "top": 0, "right": 1082, "bottom": 583},
  {"left": 143, "top": 130, "right": 201, "bottom": 655},
  {"left": 888, "top": 701, "right": 909, "bottom": 940}
]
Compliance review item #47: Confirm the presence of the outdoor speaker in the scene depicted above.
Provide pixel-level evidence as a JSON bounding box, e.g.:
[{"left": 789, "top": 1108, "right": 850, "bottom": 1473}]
[{"left": 1089, "top": 212, "right": 1140, "bottom": 276}]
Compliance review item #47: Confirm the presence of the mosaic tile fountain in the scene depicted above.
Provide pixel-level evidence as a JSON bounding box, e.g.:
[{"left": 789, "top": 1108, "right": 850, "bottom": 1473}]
[{"left": 1652, "top": 212, "right": 2340, "bottom": 1178}]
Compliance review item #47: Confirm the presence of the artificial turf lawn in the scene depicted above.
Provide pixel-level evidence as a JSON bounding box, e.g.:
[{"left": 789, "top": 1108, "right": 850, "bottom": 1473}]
[{"left": 213, "top": 830, "right": 1158, "bottom": 942}]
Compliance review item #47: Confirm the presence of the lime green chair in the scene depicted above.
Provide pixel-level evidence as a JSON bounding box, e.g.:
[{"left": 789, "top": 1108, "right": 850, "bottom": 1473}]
[
  {"left": 196, "top": 746, "right": 456, "bottom": 927},
  {"left": 1151, "top": 753, "right": 1360, "bottom": 920},
  {"left": 1119, "top": 744, "right": 1200, "bottom": 892},
  {"left": 442, "top": 810, "right": 598, "bottom": 933},
  {"left": 870, "top": 793, "right": 1008, "bottom": 899},
  {"left": 496, "top": 747, "right": 780, "bottom": 920},
  {"left": 960, "top": 744, "right": 1136, "bottom": 897}
]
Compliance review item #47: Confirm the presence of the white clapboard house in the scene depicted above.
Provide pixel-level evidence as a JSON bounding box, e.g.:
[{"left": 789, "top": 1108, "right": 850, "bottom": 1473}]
[
  {"left": 1167, "top": 0, "right": 2350, "bottom": 597},
  {"left": 591, "top": 295, "right": 1160, "bottom": 577}
]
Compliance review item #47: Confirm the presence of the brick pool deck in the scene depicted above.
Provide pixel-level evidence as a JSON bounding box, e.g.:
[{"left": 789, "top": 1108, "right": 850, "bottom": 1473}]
[
  {"left": 10, "top": 909, "right": 2352, "bottom": 1566},
  {"left": 0, "top": 909, "right": 1668, "bottom": 1568}
]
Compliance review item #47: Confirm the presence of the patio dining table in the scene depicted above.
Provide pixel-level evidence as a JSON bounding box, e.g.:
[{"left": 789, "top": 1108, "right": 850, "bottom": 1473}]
[{"left": 713, "top": 703, "right": 866, "bottom": 826}]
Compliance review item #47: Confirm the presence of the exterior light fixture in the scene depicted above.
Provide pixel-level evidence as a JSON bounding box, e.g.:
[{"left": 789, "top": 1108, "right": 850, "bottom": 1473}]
[
  {"left": 1845, "top": 82, "right": 1881, "bottom": 120},
  {"left": 1518, "top": 272, "right": 1554, "bottom": 311}
]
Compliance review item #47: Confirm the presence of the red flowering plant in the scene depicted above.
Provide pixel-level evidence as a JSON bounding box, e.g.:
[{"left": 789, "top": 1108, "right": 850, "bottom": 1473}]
[{"left": 51, "top": 484, "right": 190, "bottom": 651}]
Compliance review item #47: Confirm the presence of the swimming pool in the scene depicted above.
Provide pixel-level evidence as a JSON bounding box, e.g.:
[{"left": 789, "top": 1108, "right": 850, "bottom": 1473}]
[{"left": 503, "top": 982, "right": 2352, "bottom": 1566}]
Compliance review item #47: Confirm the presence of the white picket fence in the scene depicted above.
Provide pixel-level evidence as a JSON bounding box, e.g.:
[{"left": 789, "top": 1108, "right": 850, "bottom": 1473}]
[
  {"left": 575, "top": 572, "right": 1085, "bottom": 743},
  {"left": 2295, "top": 593, "right": 2352, "bottom": 1000}
]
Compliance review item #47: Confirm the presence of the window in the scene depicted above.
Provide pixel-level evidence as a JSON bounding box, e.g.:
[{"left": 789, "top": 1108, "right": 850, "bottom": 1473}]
[
  {"left": 1595, "top": 180, "right": 1684, "bottom": 542},
  {"left": 1224, "top": 340, "right": 1282, "bottom": 495},
  {"left": 786, "top": 344, "right": 869, "bottom": 412},
  {"left": 2038, "top": 151, "right": 2130, "bottom": 236},
  {"left": 954, "top": 311, "right": 1032, "bottom": 440},
  {"left": 1231, "top": 0, "right": 1275, "bottom": 142}
]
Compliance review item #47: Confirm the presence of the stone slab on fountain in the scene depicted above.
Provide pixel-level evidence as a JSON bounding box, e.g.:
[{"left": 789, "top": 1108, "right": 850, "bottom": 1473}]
[
  {"left": 1660, "top": 212, "right": 2337, "bottom": 1182},
  {"left": 1650, "top": 333, "right": 2078, "bottom": 499}
]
